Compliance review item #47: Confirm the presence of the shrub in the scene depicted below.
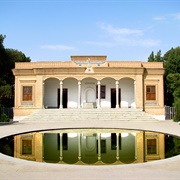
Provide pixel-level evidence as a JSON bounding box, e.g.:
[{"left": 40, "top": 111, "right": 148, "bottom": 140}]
[
  {"left": 173, "top": 99, "right": 180, "bottom": 122},
  {"left": 0, "top": 113, "right": 9, "bottom": 122}
]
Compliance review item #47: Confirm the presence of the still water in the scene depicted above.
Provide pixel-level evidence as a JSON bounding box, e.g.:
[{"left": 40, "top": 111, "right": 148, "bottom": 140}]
[{"left": 0, "top": 128, "right": 180, "bottom": 165}]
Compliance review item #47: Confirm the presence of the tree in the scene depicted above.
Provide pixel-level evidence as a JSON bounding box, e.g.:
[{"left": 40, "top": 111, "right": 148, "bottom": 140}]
[
  {"left": 5, "top": 49, "right": 31, "bottom": 85},
  {"left": 0, "top": 35, "right": 7, "bottom": 79},
  {"left": 163, "top": 47, "right": 180, "bottom": 106},
  {"left": 163, "top": 47, "right": 180, "bottom": 75},
  {"left": 147, "top": 47, "right": 180, "bottom": 121},
  {"left": 155, "top": 50, "right": 163, "bottom": 62},
  {"left": 148, "top": 50, "right": 163, "bottom": 62},
  {"left": 148, "top": 51, "right": 155, "bottom": 62},
  {"left": 0, "top": 34, "right": 31, "bottom": 107}
]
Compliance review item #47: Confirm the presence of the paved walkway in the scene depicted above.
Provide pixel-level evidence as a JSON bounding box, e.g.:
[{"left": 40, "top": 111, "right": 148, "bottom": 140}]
[{"left": 0, "top": 120, "right": 180, "bottom": 180}]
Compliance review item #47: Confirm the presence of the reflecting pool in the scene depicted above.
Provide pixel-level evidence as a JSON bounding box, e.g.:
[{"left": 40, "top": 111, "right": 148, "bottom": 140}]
[{"left": 0, "top": 129, "right": 180, "bottom": 165}]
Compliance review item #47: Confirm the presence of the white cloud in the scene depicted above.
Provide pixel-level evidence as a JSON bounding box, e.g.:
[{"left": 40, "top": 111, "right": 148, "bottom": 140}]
[
  {"left": 82, "top": 41, "right": 114, "bottom": 47},
  {"left": 153, "top": 16, "right": 165, "bottom": 21},
  {"left": 97, "top": 23, "right": 159, "bottom": 47},
  {"left": 113, "top": 36, "right": 160, "bottom": 47},
  {"left": 98, "top": 23, "right": 143, "bottom": 36},
  {"left": 40, "top": 45, "right": 75, "bottom": 50},
  {"left": 153, "top": 13, "right": 180, "bottom": 21},
  {"left": 172, "top": 12, "right": 180, "bottom": 20}
]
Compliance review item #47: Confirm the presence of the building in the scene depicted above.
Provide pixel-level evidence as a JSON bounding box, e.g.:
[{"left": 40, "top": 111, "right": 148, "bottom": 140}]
[{"left": 12, "top": 55, "right": 165, "bottom": 121}]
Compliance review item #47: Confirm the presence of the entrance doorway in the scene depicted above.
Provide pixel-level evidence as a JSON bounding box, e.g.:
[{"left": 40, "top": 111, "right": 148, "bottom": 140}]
[
  {"left": 57, "top": 89, "right": 68, "bottom": 108},
  {"left": 111, "top": 88, "right": 121, "bottom": 108}
]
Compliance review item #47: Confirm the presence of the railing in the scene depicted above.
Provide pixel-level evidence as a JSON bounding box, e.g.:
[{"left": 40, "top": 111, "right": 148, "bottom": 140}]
[
  {"left": 0, "top": 107, "right": 13, "bottom": 121},
  {"left": 165, "top": 106, "right": 176, "bottom": 120}
]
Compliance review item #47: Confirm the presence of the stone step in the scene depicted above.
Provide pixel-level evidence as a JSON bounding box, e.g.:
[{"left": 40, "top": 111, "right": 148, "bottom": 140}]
[{"left": 23, "top": 108, "right": 157, "bottom": 122}]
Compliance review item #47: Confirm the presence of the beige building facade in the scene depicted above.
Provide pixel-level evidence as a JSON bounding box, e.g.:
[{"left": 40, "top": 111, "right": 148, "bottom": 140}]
[{"left": 12, "top": 56, "right": 165, "bottom": 121}]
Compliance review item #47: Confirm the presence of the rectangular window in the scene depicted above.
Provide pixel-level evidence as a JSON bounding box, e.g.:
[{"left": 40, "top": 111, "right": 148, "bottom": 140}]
[
  {"left": 146, "top": 86, "right": 156, "bottom": 100},
  {"left": 22, "top": 140, "right": 32, "bottom": 154},
  {"left": 23, "top": 86, "right": 32, "bottom": 101},
  {"left": 96, "top": 85, "right": 106, "bottom": 99},
  {"left": 147, "top": 139, "right": 157, "bottom": 154}
]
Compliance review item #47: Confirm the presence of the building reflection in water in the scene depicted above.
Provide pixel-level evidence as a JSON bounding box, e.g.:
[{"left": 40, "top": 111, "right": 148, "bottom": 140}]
[{"left": 14, "top": 129, "right": 165, "bottom": 165}]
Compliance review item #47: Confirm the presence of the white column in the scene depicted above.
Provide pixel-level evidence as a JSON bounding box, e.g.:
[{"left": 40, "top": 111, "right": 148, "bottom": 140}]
[
  {"left": 78, "top": 81, "right": 81, "bottom": 108},
  {"left": 60, "top": 133, "right": 63, "bottom": 161},
  {"left": 116, "top": 81, "right": 119, "bottom": 108},
  {"left": 116, "top": 133, "right": 119, "bottom": 160},
  {"left": 42, "top": 133, "right": 44, "bottom": 160},
  {"left": 97, "top": 81, "right": 101, "bottom": 108},
  {"left": 135, "top": 133, "right": 137, "bottom": 159},
  {"left": 134, "top": 81, "right": 136, "bottom": 108},
  {"left": 78, "top": 133, "right": 81, "bottom": 160},
  {"left": 60, "top": 81, "right": 63, "bottom": 109},
  {"left": 97, "top": 133, "right": 101, "bottom": 160}
]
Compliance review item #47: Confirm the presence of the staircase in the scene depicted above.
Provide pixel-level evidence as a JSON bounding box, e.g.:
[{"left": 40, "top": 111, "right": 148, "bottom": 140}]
[{"left": 23, "top": 108, "right": 158, "bottom": 122}]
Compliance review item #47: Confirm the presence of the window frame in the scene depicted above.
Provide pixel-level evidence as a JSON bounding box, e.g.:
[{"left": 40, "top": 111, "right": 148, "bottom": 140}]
[
  {"left": 146, "top": 85, "right": 156, "bottom": 101},
  {"left": 22, "top": 139, "right": 33, "bottom": 155},
  {"left": 146, "top": 138, "right": 157, "bottom": 155},
  {"left": 22, "top": 86, "right": 33, "bottom": 101}
]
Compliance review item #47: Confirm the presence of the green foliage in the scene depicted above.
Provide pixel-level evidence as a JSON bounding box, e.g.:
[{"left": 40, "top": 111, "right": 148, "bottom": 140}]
[
  {"left": 155, "top": 50, "right": 163, "bottom": 62},
  {"left": 163, "top": 47, "right": 180, "bottom": 75},
  {"left": 0, "top": 34, "right": 31, "bottom": 107},
  {"left": 165, "top": 135, "right": 180, "bottom": 158},
  {"left": 148, "top": 51, "right": 155, "bottom": 62},
  {"left": 173, "top": 136, "right": 180, "bottom": 155},
  {"left": 0, "top": 136, "right": 14, "bottom": 156},
  {"left": 148, "top": 50, "right": 163, "bottom": 62},
  {"left": 0, "top": 113, "right": 9, "bottom": 122},
  {"left": 174, "top": 99, "right": 180, "bottom": 122},
  {"left": 166, "top": 73, "right": 180, "bottom": 102},
  {"left": 0, "top": 84, "right": 13, "bottom": 99},
  {"left": 162, "top": 47, "right": 180, "bottom": 106}
]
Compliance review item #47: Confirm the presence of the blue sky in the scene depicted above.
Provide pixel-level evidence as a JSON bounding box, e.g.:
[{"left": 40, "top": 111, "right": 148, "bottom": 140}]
[{"left": 1, "top": 0, "right": 180, "bottom": 62}]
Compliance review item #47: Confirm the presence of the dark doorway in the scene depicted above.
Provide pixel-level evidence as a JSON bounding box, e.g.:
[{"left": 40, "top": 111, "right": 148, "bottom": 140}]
[
  {"left": 111, "top": 88, "right": 121, "bottom": 108},
  {"left": 57, "top": 88, "right": 68, "bottom": 108}
]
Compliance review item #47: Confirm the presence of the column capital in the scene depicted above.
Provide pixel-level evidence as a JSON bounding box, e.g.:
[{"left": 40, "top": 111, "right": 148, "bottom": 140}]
[
  {"left": 115, "top": 80, "right": 119, "bottom": 85},
  {"left": 78, "top": 81, "right": 81, "bottom": 85},
  {"left": 60, "top": 81, "right": 63, "bottom": 85},
  {"left": 97, "top": 80, "right": 101, "bottom": 85}
]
